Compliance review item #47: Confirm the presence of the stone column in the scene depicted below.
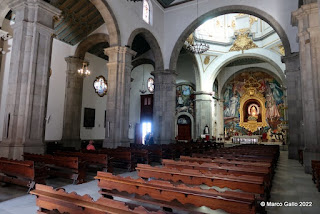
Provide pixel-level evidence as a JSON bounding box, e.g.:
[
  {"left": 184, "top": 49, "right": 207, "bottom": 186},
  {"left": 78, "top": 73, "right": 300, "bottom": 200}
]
[
  {"left": 0, "top": 0, "right": 60, "bottom": 159},
  {"left": 292, "top": 2, "right": 320, "bottom": 173},
  {"left": 103, "top": 46, "right": 136, "bottom": 148},
  {"left": 152, "top": 70, "right": 177, "bottom": 144},
  {"left": 194, "top": 92, "right": 214, "bottom": 138},
  {"left": 282, "top": 53, "right": 304, "bottom": 159},
  {"left": 61, "top": 57, "right": 84, "bottom": 149}
]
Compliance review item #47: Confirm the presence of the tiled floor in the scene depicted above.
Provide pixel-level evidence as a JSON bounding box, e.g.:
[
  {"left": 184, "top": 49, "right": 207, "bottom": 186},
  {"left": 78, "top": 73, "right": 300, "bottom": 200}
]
[{"left": 0, "top": 151, "right": 319, "bottom": 214}]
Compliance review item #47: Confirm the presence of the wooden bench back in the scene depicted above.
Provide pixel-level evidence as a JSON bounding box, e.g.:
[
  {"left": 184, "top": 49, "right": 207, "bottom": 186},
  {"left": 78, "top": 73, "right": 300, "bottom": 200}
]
[
  {"left": 23, "top": 153, "right": 80, "bottom": 170},
  {"left": 30, "top": 184, "right": 164, "bottom": 214},
  {"left": 54, "top": 151, "right": 108, "bottom": 165},
  {"left": 0, "top": 157, "right": 35, "bottom": 179}
]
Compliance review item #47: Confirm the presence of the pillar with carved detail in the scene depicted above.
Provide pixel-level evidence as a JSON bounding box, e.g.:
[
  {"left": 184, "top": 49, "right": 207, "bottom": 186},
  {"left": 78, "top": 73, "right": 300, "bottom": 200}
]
[
  {"left": 292, "top": 2, "right": 320, "bottom": 173},
  {"left": 61, "top": 57, "right": 84, "bottom": 149},
  {"left": 103, "top": 46, "right": 136, "bottom": 148},
  {"left": 0, "top": 0, "right": 60, "bottom": 159},
  {"left": 152, "top": 70, "right": 177, "bottom": 144},
  {"left": 282, "top": 53, "right": 304, "bottom": 159}
]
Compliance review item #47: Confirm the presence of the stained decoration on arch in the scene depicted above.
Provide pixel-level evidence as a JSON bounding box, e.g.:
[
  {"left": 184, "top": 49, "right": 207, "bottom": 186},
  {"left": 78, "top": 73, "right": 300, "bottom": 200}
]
[
  {"left": 93, "top": 76, "right": 108, "bottom": 97},
  {"left": 147, "top": 77, "right": 154, "bottom": 93}
]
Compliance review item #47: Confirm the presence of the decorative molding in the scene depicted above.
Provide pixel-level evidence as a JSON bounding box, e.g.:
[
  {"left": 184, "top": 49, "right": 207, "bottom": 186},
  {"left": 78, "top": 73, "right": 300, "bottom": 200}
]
[
  {"left": 229, "top": 31, "right": 258, "bottom": 53},
  {"left": 0, "top": 29, "right": 11, "bottom": 41}
]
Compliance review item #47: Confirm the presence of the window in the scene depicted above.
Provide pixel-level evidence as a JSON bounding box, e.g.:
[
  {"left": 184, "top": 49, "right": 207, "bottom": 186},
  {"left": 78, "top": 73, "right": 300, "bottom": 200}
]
[
  {"left": 143, "top": 0, "right": 150, "bottom": 24},
  {"left": 147, "top": 77, "right": 154, "bottom": 93}
]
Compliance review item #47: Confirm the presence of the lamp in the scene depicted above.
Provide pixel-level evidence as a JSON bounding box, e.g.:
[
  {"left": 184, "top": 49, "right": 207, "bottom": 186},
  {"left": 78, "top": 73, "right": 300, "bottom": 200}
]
[
  {"left": 139, "top": 65, "right": 147, "bottom": 94},
  {"left": 78, "top": 62, "right": 91, "bottom": 76},
  {"left": 185, "top": 0, "right": 209, "bottom": 54}
]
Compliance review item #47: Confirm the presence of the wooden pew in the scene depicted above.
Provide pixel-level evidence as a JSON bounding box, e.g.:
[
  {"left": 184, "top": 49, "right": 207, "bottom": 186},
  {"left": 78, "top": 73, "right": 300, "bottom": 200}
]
[
  {"left": 162, "top": 159, "right": 271, "bottom": 189},
  {"left": 0, "top": 157, "right": 46, "bottom": 190},
  {"left": 23, "top": 153, "right": 86, "bottom": 184},
  {"left": 54, "top": 151, "right": 109, "bottom": 172},
  {"left": 312, "top": 160, "right": 320, "bottom": 191},
  {"left": 136, "top": 164, "right": 267, "bottom": 198},
  {"left": 95, "top": 171, "right": 257, "bottom": 214},
  {"left": 30, "top": 184, "right": 164, "bottom": 214}
]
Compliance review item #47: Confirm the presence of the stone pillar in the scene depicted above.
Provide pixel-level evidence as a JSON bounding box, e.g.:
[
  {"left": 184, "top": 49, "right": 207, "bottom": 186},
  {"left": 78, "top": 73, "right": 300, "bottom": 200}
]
[
  {"left": 103, "top": 46, "right": 136, "bottom": 148},
  {"left": 0, "top": 0, "right": 60, "bottom": 159},
  {"left": 152, "top": 70, "right": 177, "bottom": 144},
  {"left": 282, "top": 53, "right": 304, "bottom": 159},
  {"left": 292, "top": 3, "right": 320, "bottom": 173},
  {"left": 61, "top": 57, "right": 84, "bottom": 149},
  {"left": 194, "top": 92, "right": 214, "bottom": 138}
]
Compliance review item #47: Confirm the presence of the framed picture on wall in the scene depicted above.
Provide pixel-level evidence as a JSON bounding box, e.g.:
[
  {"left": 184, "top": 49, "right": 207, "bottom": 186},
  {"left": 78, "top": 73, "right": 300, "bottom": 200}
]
[{"left": 84, "top": 108, "right": 95, "bottom": 128}]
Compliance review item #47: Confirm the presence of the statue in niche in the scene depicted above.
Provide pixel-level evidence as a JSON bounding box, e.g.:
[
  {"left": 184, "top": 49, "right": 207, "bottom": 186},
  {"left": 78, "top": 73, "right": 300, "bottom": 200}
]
[{"left": 248, "top": 104, "right": 259, "bottom": 121}]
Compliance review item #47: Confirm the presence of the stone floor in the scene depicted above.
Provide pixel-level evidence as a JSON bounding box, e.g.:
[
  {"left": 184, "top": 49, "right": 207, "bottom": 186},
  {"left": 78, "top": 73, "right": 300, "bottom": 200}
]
[{"left": 0, "top": 151, "right": 319, "bottom": 214}]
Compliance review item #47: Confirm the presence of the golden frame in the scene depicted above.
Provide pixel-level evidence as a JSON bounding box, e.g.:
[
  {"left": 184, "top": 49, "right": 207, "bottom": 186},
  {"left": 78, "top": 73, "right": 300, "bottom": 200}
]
[{"left": 239, "top": 87, "right": 268, "bottom": 132}]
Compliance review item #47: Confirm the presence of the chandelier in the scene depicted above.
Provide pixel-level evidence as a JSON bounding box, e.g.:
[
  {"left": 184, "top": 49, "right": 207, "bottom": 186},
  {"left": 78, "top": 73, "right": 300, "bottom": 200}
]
[
  {"left": 127, "top": 0, "right": 142, "bottom": 2},
  {"left": 184, "top": 0, "right": 209, "bottom": 54},
  {"left": 78, "top": 62, "right": 91, "bottom": 77}
]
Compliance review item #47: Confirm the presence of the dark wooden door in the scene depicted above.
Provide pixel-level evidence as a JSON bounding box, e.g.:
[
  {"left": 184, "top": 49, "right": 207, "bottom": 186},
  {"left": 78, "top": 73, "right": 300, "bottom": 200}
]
[
  {"left": 178, "top": 124, "right": 191, "bottom": 141},
  {"left": 140, "top": 94, "right": 153, "bottom": 122}
]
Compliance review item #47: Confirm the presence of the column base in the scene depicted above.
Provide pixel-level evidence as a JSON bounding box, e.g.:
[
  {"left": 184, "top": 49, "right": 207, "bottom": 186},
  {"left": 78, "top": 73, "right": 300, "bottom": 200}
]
[
  {"left": 288, "top": 144, "right": 303, "bottom": 160},
  {"left": 303, "top": 150, "right": 320, "bottom": 174},
  {"left": 0, "top": 142, "right": 44, "bottom": 160}
]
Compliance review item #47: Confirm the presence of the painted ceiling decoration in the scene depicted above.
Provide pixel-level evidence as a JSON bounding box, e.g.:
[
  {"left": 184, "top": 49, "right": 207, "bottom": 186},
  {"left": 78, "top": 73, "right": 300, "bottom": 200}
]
[{"left": 51, "top": 0, "right": 104, "bottom": 46}]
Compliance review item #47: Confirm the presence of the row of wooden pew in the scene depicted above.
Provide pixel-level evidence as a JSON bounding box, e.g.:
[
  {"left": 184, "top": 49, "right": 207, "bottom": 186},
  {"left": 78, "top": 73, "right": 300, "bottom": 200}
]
[{"left": 29, "top": 144, "right": 279, "bottom": 214}]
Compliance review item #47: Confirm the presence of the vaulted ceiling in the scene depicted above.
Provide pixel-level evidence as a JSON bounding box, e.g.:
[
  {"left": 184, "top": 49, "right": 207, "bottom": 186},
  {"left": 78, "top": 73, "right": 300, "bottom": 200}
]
[
  {"left": 157, "top": 0, "right": 193, "bottom": 8},
  {"left": 51, "top": 0, "right": 104, "bottom": 46}
]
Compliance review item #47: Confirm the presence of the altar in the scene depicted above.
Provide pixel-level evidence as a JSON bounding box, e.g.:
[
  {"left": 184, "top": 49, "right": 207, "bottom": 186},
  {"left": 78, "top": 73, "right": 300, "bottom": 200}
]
[{"left": 232, "top": 135, "right": 261, "bottom": 144}]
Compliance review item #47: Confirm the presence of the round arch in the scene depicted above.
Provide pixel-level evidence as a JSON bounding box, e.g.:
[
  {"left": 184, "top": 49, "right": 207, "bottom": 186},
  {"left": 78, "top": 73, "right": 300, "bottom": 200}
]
[
  {"left": 202, "top": 51, "right": 286, "bottom": 93},
  {"left": 220, "top": 67, "right": 285, "bottom": 98},
  {"left": 74, "top": 33, "right": 109, "bottom": 59},
  {"left": 169, "top": 5, "right": 292, "bottom": 70},
  {"left": 132, "top": 59, "right": 155, "bottom": 71},
  {"left": 175, "top": 112, "right": 195, "bottom": 140},
  {"left": 127, "top": 28, "right": 164, "bottom": 71},
  {"left": 90, "top": 0, "right": 120, "bottom": 46}
]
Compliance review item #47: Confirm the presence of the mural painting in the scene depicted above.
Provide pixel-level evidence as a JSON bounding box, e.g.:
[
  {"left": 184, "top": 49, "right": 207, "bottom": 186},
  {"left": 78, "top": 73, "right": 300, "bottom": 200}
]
[
  {"left": 176, "top": 85, "right": 195, "bottom": 115},
  {"left": 223, "top": 72, "right": 285, "bottom": 140}
]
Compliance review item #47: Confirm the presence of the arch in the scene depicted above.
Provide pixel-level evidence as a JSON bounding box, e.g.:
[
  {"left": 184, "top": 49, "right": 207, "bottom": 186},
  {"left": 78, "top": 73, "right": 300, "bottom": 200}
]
[
  {"left": 127, "top": 28, "right": 164, "bottom": 71},
  {"left": 169, "top": 5, "right": 292, "bottom": 71},
  {"left": 0, "top": 0, "right": 10, "bottom": 28},
  {"left": 89, "top": 0, "right": 120, "bottom": 46},
  {"left": 176, "top": 112, "right": 195, "bottom": 140},
  {"left": 74, "top": 33, "right": 109, "bottom": 59}
]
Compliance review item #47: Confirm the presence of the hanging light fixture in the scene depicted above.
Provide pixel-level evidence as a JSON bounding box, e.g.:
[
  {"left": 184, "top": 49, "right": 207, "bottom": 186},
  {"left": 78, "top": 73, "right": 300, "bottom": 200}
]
[
  {"left": 78, "top": 62, "right": 91, "bottom": 76},
  {"left": 139, "top": 65, "right": 147, "bottom": 94},
  {"left": 78, "top": 0, "right": 91, "bottom": 77},
  {"left": 127, "top": 0, "right": 142, "bottom": 2},
  {"left": 185, "top": 0, "right": 209, "bottom": 54}
]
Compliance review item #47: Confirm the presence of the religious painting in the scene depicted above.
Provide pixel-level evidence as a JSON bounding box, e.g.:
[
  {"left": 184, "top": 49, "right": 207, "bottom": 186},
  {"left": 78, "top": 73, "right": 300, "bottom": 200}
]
[
  {"left": 176, "top": 84, "right": 195, "bottom": 116},
  {"left": 93, "top": 76, "right": 108, "bottom": 97},
  {"left": 223, "top": 71, "right": 285, "bottom": 138}
]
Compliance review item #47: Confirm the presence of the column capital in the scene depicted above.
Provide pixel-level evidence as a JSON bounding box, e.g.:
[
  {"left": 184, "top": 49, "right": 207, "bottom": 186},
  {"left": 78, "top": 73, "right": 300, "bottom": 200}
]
[
  {"left": 65, "top": 56, "right": 84, "bottom": 75},
  {"left": 292, "top": 2, "right": 318, "bottom": 27},
  {"left": 281, "top": 52, "right": 300, "bottom": 73},
  {"left": 104, "top": 46, "right": 136, "bottom": 58}
]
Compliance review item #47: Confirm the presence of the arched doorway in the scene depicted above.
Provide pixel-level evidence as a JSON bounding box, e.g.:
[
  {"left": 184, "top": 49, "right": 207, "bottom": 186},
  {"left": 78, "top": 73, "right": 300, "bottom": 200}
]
[{"left": 177, "top": 115, "right": 192, "bottom": 141}]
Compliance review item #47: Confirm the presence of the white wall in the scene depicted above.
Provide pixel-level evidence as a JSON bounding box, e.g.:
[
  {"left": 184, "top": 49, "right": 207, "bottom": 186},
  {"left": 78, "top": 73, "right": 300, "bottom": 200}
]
[
  {"left": 45, "top": 39, "right": 75, "bottom": 140},
  {"left": 80, "top": 53, "right": 108, "bottom": 140},
  {"left": 129, "top": 64, "right": 154, "bottom": 140}
]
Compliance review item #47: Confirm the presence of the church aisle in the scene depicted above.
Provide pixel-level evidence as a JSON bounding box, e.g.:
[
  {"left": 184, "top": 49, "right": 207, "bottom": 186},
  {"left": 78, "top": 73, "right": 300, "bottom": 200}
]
[{"left": 267, "top": 151, "right": 320, "bottom": 214}]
